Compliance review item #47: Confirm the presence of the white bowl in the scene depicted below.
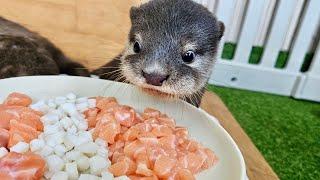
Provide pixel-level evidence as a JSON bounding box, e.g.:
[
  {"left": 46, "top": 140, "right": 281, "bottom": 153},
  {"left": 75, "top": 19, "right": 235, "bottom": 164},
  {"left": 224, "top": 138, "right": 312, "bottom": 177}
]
[{"left": 0, "top": 76, "right": 246, "bottom": 180}]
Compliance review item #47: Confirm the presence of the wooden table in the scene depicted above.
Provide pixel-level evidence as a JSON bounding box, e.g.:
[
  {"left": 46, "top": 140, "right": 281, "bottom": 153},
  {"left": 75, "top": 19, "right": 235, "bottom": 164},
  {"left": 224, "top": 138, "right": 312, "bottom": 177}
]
[{"left": 200, "top": 91, "right": 279, "bottom": 180}]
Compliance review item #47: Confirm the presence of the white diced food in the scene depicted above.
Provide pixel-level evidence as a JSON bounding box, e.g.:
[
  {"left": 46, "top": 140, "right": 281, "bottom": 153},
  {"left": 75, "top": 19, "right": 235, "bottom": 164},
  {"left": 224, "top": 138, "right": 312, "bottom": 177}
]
[
  {"left": 95, "top": 138, "right": 106, "bottom": 147},
  {"left": 0, "top": 147, "right": 8, "bottom": 158},
  {"left": 88, "top": 98, "right": 96, "bottom": 108},
  {"left": 78, "top": 131, "right": 93, "bottom": 144},
  {"left": 55, "top": 96, "right": 67, "bottom": 105},
  {"left": 76, "top": 155, "right": 90, "bottom": 172},
  {"left": 47, "top": 99, "right": 57, "bottom": 109},
  {"left": 65, "top": 150, "right": 82, "bottom": 162},
  {"left": 76, "top": 142, "right": 98, "bottom": 156},
  {"left": 67, "top": 125, "right": 78, "bottom": 135},
  {"left": 41, "top": 113, "right": 60, "bottom": 125},
  {"left": 38, "top": 145, "right": 54, "bottom": 157},
  {"left": 46, "top": 131, "right": 65, "bottom": 145},
  {"left": 46, "top": 155, "right": 64, "bottom": 172},
  {"left": 63, "top": 135, "right": 75, "bottom": 151},
  {"left": 61, "top": 103, "right": 78, "bottom": 116},
  {"left": 54, "top": 144, "right": 67, "bottom": 157},
  {"left": 60, "top": 117, "right": 73, "bottom": 130},
  {"left": 30, "top": 139, "right": 45, "bottom": 152},
  {"left": 101, "top": 171, "right": 114, "bottom": 180},
  {"left": 10, "top": 142, "right": 29, "bottom": 153},
  {"left": 43, "top": 123, "right": 60, "bottom": 135},
  {"left": 78, "top": 121, "right": 88, "bottom": 131},
  {"left": 44, "top": 171, "right": 55, "bottom": 179},
  {"left": 51, "top": 171, "right": 68, "bottom": 180},
  {"left": 30, "top": 100, "right": 49, "bottom": 113},
  {"left": 66, "top": 93, "right": 77, "bottom": 100},
  {"left": 79, "top": 174, "right": 101, "bottom": 180},
  {"left": 114, "top": 176, "right": 130, "bottom": 180},
  {"left": 89, "top": 155, "right": 108, "bottom": 176},
  {"left": 71, "top": 116, "right": 81, "bottom": 126},
  {"left": 97, "top": 147, "right": 108, "bottom": 158},
  {"left": 76, "top": 97, "right": 88, "bottom": 104},
  {"left": 76, "top": 102, "right": 89, "bottom": 112},
  {"left": 65, "top": 162, "right": 79, "bottom": 180}
]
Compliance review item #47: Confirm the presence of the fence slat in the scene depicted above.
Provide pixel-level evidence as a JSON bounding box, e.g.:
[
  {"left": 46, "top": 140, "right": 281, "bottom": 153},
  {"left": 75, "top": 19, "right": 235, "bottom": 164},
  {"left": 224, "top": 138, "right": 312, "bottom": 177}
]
[
  {"left": 286, "top": 0, "right": 320, "bottom": 72},
  {"left": 233, "top": 0, "right": 268, "bottom": 63},
  {"left": 206, "top": 0, "right": 218, "bottom": 13},
  {"left": 215, "top": 0, "right": 237, "bottom": 60},
  {"left": 309, "top": 41, "right": 320, "bottom": 75},
  {"left": 254, "top": 0, "right": 276, "bottom": 46},
  {"left": 225, "top": 0, "right": 247, "bottom": 43},
  {"left": 260, "top": 0, "right": 300, "bottom": 67},
  {"left": 281, "top": 0, "right": 305, "bottom": 51}
]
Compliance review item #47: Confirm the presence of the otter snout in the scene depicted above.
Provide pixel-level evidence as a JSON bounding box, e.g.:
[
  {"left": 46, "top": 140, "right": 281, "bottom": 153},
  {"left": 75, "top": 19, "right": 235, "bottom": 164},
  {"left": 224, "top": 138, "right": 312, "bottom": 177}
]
[{"left": 142, "top": 71, "right": 169, "bottom": 86}]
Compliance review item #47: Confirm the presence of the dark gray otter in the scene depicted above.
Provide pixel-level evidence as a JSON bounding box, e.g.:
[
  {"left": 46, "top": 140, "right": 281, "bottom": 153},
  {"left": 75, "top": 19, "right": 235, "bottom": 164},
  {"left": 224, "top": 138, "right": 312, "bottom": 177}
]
[
  {"left": 93, "top": 0, "right": 224, "bottom": 107},
  {"left": 0, "top": 17, "right": 89, "bottom": 79}
]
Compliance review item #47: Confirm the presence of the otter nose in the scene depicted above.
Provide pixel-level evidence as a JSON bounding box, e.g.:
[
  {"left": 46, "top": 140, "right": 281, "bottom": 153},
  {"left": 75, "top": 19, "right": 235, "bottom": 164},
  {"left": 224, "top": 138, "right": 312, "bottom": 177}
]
[{"left": 142, "top": 71, "right": 169, "bottom": 86}]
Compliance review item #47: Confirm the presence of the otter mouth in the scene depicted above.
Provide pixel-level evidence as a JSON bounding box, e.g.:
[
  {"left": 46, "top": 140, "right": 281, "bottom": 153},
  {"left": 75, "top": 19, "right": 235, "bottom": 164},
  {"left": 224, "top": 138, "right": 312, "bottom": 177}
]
[{"left": 139, "top": 85, "right": 176, "bottom": 98}]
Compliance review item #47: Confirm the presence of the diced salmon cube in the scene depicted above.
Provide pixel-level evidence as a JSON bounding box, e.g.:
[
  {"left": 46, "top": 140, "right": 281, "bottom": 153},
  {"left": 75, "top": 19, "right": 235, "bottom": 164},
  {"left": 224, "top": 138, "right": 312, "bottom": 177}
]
[
  {"left": 108, "top": 160, "right": 129, "bottom": 177},
  {"left": 201, "top": 148, "right": 218, "bottom": 169},
  {"left": 3, "top": 93, "right": 32, "bottom": 107},
  {"left": 153, "top": 155, "right": 176, "bottom": 178},
  {"left": 0, "top": 152, "right": 45, "bottom": 179},
  {"left": 84, "top": 108, "right": 99, "bottom": 128},
  {"left": 19, "top": 111, "right": 43, "bottom": 131},
  {"left": 136, "top": 163, "right": 154, "bottom": 177},
  {"left": 0, "top": 128, "right": 9, "bottom": 147},
  {"left": 151, "top": 125, "right": 173, "bottom": 137},
  {"left": 124, "top": 140, "right": 144, "bottom": 159},
  {"left": 114, "top": 106, "right": 136, "bottom": 127},
  {"left": 142, "top": 108, "right": 161, "bottom": 119},
  {"left": 176, "top": 169, "right": 195, "bottom": 180},
  {"left": 129, "top": 175, "right": 159, "bottom": 180},
  {"left": 96, "top": 97, "right": 118, "bottom": 111},
  {"left": 123, "top": 127, "right": 140, "bottom": 141},
  {"left": 97, "top": 122, "right": 121, "bottom": 144},
  {"left": 185, "top": 152, "right": 205, "bottom": 174}
]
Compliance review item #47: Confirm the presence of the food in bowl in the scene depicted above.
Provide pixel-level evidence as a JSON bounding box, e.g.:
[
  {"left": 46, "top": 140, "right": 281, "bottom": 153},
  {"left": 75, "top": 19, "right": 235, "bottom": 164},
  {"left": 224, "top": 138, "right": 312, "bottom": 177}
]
[{"left": 0, "top": 92, "right": 218, "bottom": 179}]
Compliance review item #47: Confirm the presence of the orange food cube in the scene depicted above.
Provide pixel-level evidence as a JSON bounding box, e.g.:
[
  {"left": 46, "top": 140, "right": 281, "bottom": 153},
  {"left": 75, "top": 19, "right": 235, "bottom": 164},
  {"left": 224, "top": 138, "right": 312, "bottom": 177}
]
[
  {"left": 108, "top": 160, "right": 129, "bottom": 177},
  {"left": 0, "top": 152, "right": 45, "bottom": 179},
  {"left": 136, "top": 163, "right": 154, "bottom": 177},
  {"left": 3, "top": 93, "right": 32, "bottom": 107},
  {"left": 177, "top": 169, "right": 195, "bottom": 180},
  {"left": 0, "top": 128, "right": 9, "bottom": 147},
  {"left": 84, "top": 108, "right": 99, "bottom": 128},
  {"left": 114, "top": 106, "right": 136, "bottom": 127},
  {"left": 96, "top": 97, "right": 118, "bottom": 111},
  {"left": 153, "top": 155, "right": 176, "bottom": 178},
  {"left": 142, "top": 108, "right": 161, "bottom": 119}
]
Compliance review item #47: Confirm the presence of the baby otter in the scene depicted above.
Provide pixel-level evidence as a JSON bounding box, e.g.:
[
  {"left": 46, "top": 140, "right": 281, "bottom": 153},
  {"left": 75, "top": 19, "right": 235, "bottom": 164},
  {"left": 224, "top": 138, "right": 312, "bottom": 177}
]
[
  {"left": 0, "top": 17, "right": 89, "bottom": 79},
  {"left": 93, "top": 0, "right": 224, "bottom": 107}
]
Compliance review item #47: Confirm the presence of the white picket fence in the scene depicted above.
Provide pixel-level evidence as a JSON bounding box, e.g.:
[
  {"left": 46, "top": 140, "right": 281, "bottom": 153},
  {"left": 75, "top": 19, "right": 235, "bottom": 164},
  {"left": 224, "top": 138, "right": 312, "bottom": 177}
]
[{"left": 194, "top": 0, "right": 320, "bottom": 102}]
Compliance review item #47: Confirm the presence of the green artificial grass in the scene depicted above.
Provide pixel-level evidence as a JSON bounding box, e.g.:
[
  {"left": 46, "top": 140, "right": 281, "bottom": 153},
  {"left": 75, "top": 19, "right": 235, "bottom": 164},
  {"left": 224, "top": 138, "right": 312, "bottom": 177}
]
[
  {"left": 248, "top": 46, "right": 264, "bottom": 64},
  {"left": 207, "top": 85, "right": 320, "bottom": 180}
]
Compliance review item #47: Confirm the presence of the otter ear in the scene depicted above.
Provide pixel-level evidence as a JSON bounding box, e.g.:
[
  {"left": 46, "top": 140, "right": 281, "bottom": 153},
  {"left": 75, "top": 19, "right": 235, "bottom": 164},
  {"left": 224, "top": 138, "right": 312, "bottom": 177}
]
[
  {"left": 130, "top": 6, "right": 141, "bottom": 21},
  {"left": 218, "top": 21, "right": 225, "bottom": 40}
]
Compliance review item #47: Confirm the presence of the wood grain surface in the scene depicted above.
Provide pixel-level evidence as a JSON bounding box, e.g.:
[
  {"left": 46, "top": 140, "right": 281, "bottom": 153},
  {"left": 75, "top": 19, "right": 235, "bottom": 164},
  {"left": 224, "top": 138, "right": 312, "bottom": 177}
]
[{"left": 0, "top": 0, "right": 145, "bottom": 70}]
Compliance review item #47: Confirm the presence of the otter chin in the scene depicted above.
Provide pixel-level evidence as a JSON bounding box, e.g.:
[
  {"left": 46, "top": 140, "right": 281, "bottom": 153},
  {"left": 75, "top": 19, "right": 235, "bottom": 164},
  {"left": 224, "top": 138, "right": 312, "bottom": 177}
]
[{"left": 92, "top": 0, "right": 225, "bottom": 107}]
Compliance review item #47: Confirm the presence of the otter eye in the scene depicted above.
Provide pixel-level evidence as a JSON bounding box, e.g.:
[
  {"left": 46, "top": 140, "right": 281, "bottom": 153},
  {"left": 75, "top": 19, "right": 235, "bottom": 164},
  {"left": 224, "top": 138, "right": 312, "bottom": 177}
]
[
  {"left": 182, "top": 51, "right": 195, "bottom": 63},
  {"left": 133, "top": 42, "right": 141, "bottom": 53}
]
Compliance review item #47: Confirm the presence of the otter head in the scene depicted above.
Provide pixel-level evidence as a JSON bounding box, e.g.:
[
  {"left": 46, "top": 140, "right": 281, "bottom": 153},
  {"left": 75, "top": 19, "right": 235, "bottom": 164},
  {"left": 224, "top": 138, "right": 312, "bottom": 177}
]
[{"left": 120, "top": 0, "right": 224, "bottom": 99}]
